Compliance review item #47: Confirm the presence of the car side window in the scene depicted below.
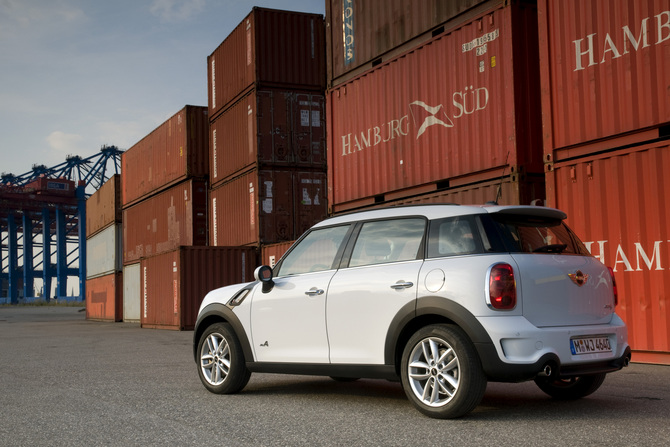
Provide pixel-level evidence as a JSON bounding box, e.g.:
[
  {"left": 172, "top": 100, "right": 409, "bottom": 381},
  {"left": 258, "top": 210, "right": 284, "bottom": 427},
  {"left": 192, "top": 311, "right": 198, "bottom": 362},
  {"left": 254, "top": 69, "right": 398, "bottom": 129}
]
[
  {"left": 276, "top": 225, "right": 351, "bottom": 276},
  {"left": 349, "top": 218, "right": 425, "bottom": 268},
  {"left": 427, "top": 216, "right": 484, "bottom": 258}
]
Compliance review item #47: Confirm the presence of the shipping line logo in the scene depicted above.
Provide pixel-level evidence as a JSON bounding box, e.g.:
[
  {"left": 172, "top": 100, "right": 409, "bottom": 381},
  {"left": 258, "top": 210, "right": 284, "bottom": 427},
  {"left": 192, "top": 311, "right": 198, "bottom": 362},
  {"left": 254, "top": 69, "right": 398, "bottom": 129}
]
[{"left": 340, "top": 86, "right": 489, "bottom": 156}]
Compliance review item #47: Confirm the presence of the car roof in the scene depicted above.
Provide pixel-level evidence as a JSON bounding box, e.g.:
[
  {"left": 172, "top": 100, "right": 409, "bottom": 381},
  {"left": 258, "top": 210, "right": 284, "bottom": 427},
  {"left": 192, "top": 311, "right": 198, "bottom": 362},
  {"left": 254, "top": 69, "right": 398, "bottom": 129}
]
[{"left": 313, "top": 204, "right": 567, "bottom": 228}]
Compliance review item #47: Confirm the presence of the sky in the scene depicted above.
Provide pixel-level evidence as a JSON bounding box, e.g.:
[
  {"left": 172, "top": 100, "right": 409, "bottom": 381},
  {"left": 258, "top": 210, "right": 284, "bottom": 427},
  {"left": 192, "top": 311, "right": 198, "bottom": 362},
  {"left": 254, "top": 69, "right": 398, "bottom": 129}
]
[{"left": 0, "top": 0, "right": 325, "bottom": 177}]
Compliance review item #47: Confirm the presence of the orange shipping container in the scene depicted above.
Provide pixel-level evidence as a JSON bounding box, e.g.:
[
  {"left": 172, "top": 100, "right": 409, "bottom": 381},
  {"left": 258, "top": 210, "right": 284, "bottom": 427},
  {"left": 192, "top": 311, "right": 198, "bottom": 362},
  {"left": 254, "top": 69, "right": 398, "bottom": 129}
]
[
  {"left": 326, "top": 0, "right": 491, "bottom": 86},
  {"left": 210, "top": 169, "right": 327, "bottom": 247},
  {"left": 538, "top": 0, "right": 670, "bottom": 155},
  {"left": 260, "top": 241, "right": 295, "bottom": 267},
  {"left": 210, "top": 89, "right": 325, "bottom": 187},
  {"left": 207, "top": 8, "right": 326, "bottom": 120},
  {"left": 546, "top": 139, "right": 670, "bottom": 365},
  {"left": 86, "top": 272, "right": 123, "bottom": 322},
  {"left": 327, "top": 1, "right": 543, "bottom": 210},
  {"left": 123, "top": 179, "right": 207, "bottom": 265},
  {"left": 121, "top": 105, "right": 208, "bottom": 208},
  {"left": 141, "top": 246, "right": 257, "bottom": 330},
  {"left": 86, "top": 174, "right": 121, "bottom": 238}
]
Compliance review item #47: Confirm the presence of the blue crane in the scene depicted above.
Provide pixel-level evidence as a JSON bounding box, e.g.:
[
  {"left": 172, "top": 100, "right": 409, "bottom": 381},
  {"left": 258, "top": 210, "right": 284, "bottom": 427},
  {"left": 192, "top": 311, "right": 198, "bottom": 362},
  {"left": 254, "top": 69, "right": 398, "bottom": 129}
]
[{"left": 1, "top": 146, "right": 123, "bottom": 304}]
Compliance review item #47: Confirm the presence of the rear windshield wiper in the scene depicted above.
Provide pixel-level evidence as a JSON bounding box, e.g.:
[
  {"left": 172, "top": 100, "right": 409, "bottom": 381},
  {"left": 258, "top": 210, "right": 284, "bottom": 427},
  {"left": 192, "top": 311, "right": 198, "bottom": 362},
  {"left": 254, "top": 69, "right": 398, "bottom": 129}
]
[{"left": 532, "top": 244, "right": 568, "bottom": 254}]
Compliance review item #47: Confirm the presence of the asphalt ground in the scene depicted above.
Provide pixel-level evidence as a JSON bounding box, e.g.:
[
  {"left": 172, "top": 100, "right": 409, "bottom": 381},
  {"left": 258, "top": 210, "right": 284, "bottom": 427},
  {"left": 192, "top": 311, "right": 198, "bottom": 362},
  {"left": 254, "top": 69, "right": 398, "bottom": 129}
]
[{"left": 1, "top": 306, "right": 669, "bottom": 447}]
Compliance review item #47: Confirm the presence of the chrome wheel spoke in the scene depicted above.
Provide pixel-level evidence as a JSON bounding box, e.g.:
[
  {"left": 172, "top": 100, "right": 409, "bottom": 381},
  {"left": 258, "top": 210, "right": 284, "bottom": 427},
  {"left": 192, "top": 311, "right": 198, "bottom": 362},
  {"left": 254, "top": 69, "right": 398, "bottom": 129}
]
[
  {"left": 201, "top": 332, "right": 230, "bottom": 386},
  {"left": 407, "top": 336, "right": 461, "bottom": 408}
]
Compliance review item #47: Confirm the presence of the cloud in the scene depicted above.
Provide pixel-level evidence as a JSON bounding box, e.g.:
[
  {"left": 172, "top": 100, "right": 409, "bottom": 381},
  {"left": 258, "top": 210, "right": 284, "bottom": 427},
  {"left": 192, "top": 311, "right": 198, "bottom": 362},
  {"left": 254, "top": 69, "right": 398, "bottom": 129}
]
[
  {"left": 149, "top": 0, "right": 205, "bottom": 22},
  {"left": 46, "top": 130, "right": 84, "bottom": 154}
]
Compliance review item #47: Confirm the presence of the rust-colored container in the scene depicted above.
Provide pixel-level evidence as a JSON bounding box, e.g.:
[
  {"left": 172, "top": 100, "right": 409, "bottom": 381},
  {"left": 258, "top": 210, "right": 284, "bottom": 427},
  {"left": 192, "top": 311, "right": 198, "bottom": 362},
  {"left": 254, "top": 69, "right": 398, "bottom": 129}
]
[
  {"left": 86, "top": 175, "right": 121, "bottom": 238},
  {"left": 123, "top": 179, "right": 208, "bottom": 265},
  {"left": 210, "top": 169, "right": 327, "bottom": 247},
  {"left": 332, "top": 174, "right": 545, "bottom": 215},
  {"left": 207, "top": 8, "right": 326, "bottom": 120},
  {"left": 121, "top": 105, "right": 208, "bottom": 208},
  {"left": 260, "top": 241, "right": 295, "bottom": 267},
  {"left": 86, "top": 272, "right": 123, "bottom": 322},
  {"left": 546, "top": 139, "right": 670, "bottom": 365},
  {"left": 86, "top": 224, "right": 123, "bottom": 279},
  {"left": 327, "top": 0, "right": 493, "bottom": 86},
  {"left": 24, "top": 178, "right": 75, "bottom": 197},
  {"left": 327, "top": 1, "right": 543, "bottom": 210},
  {"left": 210, "top": 89, "right": 325, "bottom": 187},
  {"left": 538, "top": 0, "right": 670, "bottom": 155},
  {"left": 140, "top": 246, "right": 258, "bottom": 330}
]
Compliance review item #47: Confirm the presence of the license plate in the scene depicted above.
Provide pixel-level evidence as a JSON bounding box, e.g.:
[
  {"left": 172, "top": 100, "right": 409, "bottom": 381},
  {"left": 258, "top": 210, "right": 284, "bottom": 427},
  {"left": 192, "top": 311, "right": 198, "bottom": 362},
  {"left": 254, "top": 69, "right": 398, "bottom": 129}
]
[{"left": 570, "top": 337, "right": 612, "bottom": 355}]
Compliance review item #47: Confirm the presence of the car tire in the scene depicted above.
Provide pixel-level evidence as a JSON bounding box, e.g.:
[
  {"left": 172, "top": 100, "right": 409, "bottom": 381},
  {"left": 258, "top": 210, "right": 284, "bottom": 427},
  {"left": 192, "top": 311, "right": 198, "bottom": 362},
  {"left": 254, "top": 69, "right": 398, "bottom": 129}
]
[
  {"left": 400, "top": 324, "right": 487, "bottom": 419},
  {"left": 533, "top": 373, "right": 606, "bottom": 400},
  {"left": 197, "top": 322, "right": 251, "bottom": 394}
]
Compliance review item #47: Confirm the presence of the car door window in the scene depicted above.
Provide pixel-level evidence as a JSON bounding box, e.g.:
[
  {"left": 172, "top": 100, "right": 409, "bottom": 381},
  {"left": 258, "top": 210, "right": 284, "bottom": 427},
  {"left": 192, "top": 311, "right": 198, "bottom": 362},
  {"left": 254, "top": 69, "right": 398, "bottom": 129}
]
[
  {"left": 277, "top": 225, "right": 350, "bottom": 276},
  {"left": 349, "top": 218, "right": 425, "bottom": 267},
  {"left": 427, "top": 216, "right": 484, "bottom": 258}
]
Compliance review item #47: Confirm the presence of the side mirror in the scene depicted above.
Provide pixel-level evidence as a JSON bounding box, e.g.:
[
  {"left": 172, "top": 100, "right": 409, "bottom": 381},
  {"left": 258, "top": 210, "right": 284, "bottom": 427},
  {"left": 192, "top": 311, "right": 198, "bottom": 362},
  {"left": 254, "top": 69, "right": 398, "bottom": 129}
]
[{"left": 254, "top": 265, "right": 274, "bottom": 293}]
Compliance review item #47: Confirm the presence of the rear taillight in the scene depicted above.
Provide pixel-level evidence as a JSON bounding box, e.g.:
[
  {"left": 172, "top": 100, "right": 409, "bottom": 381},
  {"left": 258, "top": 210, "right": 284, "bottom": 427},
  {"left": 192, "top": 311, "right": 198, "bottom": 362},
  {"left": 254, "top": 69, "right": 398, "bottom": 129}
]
[
  {"left": 607, "top": 267, "right": 618, "bottom": 306},
  {"left": 488, "top": 263, "right": 517, "bottom": 310}
]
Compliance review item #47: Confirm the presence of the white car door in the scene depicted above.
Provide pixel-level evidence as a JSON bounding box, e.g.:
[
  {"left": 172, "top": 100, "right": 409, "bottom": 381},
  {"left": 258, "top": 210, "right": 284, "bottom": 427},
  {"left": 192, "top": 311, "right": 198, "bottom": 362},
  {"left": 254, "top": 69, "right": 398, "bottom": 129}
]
[
  {"left": 250, "top": 225, "right": 351, "bottom": 363},
  {"left": 326, "top": 218, "right": 426, "bottom": 364}
]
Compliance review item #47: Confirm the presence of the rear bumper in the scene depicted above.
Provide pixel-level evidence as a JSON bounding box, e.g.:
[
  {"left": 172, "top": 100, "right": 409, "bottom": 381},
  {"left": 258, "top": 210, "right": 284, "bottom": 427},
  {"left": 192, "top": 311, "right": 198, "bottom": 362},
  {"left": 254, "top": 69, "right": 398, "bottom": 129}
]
[{"left": 475, "top": 314, "right": 630, "bottom": 382}]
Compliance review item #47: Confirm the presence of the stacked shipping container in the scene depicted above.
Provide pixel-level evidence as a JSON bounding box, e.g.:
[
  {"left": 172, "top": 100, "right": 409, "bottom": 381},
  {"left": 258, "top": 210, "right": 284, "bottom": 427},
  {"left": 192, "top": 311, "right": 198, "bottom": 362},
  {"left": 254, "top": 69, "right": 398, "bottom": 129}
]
[
  {"left": 539, "top": 0, "right": 670, "bottom": 363},
  {"left": 85, "top": 175, "right": 123, "bottom": 321},
  {"left": 207, "top": 8, "right": 328, "bottom": 249},
  {"left": 326, "top": 0, "right": 545, "bottom": 213},
  {"left": 119, "top": 105, "right": 260, "bottom": 329}
]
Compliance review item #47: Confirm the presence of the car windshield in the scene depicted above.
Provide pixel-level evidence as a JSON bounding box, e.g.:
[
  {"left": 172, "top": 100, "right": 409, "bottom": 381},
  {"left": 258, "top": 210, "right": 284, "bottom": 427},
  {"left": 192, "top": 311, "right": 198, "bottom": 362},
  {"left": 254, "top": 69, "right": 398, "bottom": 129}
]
[{"left": 489, "top": 214, "right": 590, "bottom": 255}]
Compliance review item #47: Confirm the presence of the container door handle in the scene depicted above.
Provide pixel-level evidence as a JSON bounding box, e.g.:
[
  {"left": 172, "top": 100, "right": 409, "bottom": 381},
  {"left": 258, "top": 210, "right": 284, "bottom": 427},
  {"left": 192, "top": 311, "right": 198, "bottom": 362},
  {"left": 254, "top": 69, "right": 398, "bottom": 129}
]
[
  {"left": 305, "top": 287, "right": 325, "bottom": 296},
  {"left": 390, "top": 281, "right": 414, "bottom": 290}
]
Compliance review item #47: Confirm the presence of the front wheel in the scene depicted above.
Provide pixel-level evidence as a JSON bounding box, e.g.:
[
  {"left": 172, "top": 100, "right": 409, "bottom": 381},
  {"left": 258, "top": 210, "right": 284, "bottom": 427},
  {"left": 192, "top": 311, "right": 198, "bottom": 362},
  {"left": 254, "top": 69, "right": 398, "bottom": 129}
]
[
  {"left": 534, "top": 373, "right": 606, "bottom": 400},
  {"left": 400, "top": 324, "right": 487, "bottom": 419},
  {"left": 197, "top": 322, "right": 251, "bottom": 394}
]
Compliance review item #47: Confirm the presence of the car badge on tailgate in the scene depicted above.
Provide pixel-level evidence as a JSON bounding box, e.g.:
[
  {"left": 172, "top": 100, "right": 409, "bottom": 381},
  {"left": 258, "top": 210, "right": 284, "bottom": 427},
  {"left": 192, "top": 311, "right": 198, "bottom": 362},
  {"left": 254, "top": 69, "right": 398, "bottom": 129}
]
[{"left": 568, "top": 270, "right": 589, "bottom": 286}]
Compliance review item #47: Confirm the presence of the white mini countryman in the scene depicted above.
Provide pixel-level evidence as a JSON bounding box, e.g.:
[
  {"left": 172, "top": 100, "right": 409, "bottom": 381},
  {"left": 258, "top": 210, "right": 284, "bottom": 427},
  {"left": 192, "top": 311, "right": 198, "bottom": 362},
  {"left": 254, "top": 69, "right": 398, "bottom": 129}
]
[{"left": 193, "top": 205, "right": 631, "bottom": 418}]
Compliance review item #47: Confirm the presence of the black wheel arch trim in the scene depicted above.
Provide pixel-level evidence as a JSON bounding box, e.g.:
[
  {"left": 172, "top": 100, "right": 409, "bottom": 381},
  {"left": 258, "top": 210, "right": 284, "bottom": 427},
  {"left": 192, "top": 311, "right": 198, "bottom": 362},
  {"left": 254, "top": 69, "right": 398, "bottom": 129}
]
[
  {"left": 193, "top": 303, "right": 254, "bottom": 363},
  {"left": 384, "top": 296, "right": 494, "bottom": 368}
]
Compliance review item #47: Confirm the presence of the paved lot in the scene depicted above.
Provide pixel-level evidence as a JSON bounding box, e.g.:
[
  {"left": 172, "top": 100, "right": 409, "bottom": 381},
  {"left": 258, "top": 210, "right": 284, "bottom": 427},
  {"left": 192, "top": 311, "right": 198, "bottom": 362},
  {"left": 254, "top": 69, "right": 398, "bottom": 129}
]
[{"left": 1, "top": 306, "right": 669, "bottom": 446}]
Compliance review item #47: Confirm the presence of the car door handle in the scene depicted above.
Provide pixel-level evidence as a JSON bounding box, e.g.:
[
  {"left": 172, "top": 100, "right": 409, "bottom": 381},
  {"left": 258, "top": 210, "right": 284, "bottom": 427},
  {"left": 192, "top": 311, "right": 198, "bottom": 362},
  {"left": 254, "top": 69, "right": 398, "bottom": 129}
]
[
  {"left": 305, "top": 287, "right": 325, "bottom": 296},
  {"left": 390, "top": 281, "right": 414, "bottom": 290}
]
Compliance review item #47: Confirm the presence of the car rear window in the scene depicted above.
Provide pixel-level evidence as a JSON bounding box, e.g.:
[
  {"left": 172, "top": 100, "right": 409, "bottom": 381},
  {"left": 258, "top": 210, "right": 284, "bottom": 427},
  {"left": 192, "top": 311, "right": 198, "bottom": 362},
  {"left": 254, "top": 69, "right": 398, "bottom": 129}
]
[{"left": 488, "top": 214, "right": 590, "bottom": 255}]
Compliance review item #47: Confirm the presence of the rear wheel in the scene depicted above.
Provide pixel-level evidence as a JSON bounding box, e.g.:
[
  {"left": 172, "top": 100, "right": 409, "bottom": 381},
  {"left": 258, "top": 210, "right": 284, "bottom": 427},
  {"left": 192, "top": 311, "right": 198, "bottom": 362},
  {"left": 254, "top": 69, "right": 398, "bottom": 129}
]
[
  {"left": 400, "top": 324, "right": 486, "bottom": 419},
  {"left": 534, "top": 373, "right": 606, "bottom": 400},
  {"left": 197, "top": 322, "right": 251, "bottom": 394}
]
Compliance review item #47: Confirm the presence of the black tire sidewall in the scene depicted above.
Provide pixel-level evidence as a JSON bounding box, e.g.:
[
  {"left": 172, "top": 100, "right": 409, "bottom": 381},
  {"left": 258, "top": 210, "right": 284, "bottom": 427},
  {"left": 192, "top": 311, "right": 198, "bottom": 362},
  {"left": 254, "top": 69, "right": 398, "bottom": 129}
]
[
  {"left": 400, "top": 324, "right": 487, "bottom": 419},
  {"left": 197, "top": 322, "right": 251, "bottom": 394}
]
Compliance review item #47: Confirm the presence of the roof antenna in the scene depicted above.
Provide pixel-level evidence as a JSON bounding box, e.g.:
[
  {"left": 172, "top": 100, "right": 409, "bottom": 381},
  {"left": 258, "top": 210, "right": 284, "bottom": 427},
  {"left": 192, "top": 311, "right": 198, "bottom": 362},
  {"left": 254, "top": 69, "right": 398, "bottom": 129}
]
[{"left": 489, "top": 151, "right": 510, "bottom": 205}]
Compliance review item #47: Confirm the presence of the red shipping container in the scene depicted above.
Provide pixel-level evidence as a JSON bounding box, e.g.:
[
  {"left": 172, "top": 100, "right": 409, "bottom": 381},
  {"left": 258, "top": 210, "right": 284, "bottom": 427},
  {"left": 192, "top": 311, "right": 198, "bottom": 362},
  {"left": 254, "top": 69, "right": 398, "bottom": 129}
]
[
  {"left": 210, "top": 169, "right": 327, "bottom": 247},
  {"left": 86, "top": 272, "right": 123, "bottom": 322},
  {"left": 538, "top": 0, "right": 670, "bottom": 156},
  {"left": 121, "top": 105, "right": 208, "bottom": 208},
  {"left": 327, "top": 1, "right": 543, "bottom": 210},
  {"left": 383, "top": 176, "right": 545, "bottom": 209},
  {"left": 260, "top": 241, "right": 295, "bottom": 267},
  {"left": 86, "top": 174, "right": 121, "bottom": 238},
  {"left": 207, "top": 8, "right": 326, "bottom": 120},
  {"left": 210, "top": 89, "right": 325, "bottom": 187},
  {"left": 140, "top": 246, "right": 257, "bottom": 330},
  {"left": 327, "top": 0, "right": 491, "bottom": 86},
  {"left": 546, "top": 139, "right": 670, "bottom": 365},
  {"left": 123, "top": 179, "right": 207, "bottom": 265},
  {"left": 24, "top": 178, "right": 75, "bottom": 197}
]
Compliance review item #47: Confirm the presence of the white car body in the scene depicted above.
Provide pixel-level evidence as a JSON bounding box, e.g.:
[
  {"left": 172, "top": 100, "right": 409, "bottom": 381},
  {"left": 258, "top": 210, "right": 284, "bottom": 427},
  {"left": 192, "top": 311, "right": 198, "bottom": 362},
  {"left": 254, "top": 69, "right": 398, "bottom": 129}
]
[{"left": 194, "top": 205, "right": 631, "bottom": 418}]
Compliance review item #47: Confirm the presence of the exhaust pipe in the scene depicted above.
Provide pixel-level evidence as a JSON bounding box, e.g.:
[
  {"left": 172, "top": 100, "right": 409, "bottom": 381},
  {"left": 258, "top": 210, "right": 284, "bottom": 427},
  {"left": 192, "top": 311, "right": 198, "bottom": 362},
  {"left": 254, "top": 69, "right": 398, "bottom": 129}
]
[
  {"left": 623, "top": 355, "right": 631, "bottom": 367},
  {"left": 537, "top": 363, "right": 554, "bottom": 377}
]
